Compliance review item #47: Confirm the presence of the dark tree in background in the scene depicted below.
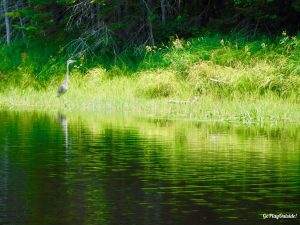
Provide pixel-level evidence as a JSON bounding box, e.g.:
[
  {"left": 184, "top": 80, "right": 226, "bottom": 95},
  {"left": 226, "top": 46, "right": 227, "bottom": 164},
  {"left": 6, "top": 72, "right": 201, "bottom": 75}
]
[{"left": 1, "top": 0, "right": 299, "bottom": 52}]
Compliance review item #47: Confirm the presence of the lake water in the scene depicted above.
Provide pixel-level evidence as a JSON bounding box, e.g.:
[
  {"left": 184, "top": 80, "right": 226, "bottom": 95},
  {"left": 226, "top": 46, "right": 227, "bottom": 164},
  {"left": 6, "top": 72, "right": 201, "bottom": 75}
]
[{"left": 0, "top": 110, "right": 299, "bottom": 225}]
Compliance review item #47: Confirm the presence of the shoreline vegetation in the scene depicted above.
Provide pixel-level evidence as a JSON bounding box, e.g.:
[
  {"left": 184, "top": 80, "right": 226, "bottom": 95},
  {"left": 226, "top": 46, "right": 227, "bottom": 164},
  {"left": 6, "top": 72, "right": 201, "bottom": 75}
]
[{"left": 0, "top": 34, "right": 299, "bottom": 125}]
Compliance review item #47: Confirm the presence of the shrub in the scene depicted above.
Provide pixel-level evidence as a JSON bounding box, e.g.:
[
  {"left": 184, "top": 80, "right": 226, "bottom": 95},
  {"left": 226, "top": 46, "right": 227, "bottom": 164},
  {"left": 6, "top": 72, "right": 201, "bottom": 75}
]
[{"left": 136, "top": 70, "right": 179, "bottom": 98}]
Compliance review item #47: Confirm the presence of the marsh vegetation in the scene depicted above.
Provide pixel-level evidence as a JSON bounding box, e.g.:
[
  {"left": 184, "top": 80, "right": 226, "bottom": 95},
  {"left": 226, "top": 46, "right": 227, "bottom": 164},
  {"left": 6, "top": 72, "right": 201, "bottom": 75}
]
[
  {"left": 0, "top": 1, "right": 299, "bottom": 123},
  {"left": 1, "top": 34, "right": 299, "bottom": 124}
]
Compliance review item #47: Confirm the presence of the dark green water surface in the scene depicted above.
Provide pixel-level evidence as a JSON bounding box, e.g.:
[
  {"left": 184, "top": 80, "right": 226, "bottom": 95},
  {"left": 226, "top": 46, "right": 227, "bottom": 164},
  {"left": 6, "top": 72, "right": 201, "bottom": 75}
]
[{"left": 0, "top": 110, "right": 299, "bottom": 225}]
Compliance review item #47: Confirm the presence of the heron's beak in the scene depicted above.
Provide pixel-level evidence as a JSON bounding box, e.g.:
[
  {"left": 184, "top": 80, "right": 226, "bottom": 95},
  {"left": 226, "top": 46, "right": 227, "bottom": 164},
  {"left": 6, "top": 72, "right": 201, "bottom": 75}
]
[{"left": 68, "top": 59, "right": 76, "bottom": 64}]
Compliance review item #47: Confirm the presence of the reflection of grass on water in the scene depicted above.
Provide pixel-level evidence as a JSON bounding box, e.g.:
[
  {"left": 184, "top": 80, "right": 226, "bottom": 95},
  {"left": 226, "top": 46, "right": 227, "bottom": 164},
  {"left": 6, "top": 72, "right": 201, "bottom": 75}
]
[
  {"left": 1, "top": 110, "right": 299, "bottom": 223},
  {"left": 70, "top": 112, "right": 300, "bottom": 140},
  {"left": 11, "top": 110, "right": 297, "bottom": 144},
  {"left": 2, "top": 110, "right": 299, "bottom": 150}
]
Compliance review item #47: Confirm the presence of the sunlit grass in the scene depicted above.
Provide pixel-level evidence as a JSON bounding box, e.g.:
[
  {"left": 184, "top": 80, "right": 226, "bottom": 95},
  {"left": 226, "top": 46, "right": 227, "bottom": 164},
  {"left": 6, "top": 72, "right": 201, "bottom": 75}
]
[
  {"left": 1, "top": 79, "right": 299, "bottom": 125},
  {"left": 0, "top": 33, "right": 299, "bottom": 124}
]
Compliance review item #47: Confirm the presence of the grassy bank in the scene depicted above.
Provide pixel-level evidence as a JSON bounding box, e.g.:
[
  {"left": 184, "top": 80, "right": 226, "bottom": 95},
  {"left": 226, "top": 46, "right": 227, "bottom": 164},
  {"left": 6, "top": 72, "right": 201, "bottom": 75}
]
[
  {"left": 0, "top": 33, "right": 299, "bottom": 123},
  {"left": 1, "top": 83, "right": 299, "bottom": 125}
]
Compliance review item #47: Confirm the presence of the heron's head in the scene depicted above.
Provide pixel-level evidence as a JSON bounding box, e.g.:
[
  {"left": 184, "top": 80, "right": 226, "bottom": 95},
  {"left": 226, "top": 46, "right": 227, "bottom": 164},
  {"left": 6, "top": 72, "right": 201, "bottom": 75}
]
[{"left": 67, "top": 59, "right": 76, "bottom": 65}]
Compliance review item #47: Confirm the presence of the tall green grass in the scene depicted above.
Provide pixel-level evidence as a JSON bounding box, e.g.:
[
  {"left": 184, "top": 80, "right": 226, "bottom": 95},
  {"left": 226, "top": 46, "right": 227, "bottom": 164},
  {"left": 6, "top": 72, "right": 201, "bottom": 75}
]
[{"left": 0, "top": 32, "right": 299, "bottom": 107}]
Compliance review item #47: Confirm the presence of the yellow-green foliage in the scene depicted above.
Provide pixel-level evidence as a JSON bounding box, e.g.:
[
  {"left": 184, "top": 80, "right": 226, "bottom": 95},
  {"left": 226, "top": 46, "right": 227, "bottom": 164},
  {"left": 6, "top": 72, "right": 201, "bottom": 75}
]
[
  {"left": 186, "top": 60, "right": 300, "bottom": 101},
  {"left": 73, "top": 67, "right": 105, "bottom": 89},
  {"left": 0, "top": 34, "right": 299, "bottom": 104},
  {"left": 135, "top": 70, "right": 180, "bottom": 98}
]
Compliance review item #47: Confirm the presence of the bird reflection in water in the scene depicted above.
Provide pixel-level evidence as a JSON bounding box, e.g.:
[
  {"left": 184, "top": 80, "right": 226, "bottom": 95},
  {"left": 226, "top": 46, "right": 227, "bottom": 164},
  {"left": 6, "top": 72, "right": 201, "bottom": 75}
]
[{"left": 57, "top": 112, "right": 70, "bottom": 153}]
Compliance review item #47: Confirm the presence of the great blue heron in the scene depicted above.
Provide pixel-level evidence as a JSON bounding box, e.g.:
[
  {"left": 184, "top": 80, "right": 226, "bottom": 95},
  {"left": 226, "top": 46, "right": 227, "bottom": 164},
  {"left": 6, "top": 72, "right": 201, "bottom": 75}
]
[{"left": 57, "top": 59, "right": 76, "bottom": 97}]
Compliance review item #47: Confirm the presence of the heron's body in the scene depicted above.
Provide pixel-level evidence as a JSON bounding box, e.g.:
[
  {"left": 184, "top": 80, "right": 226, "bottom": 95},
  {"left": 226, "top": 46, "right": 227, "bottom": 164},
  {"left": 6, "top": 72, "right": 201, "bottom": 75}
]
[
  {"left": 57, "top": 59, "right": 75, "bottom": 97},
  {"left": 57, "top": 84, "right": 68, "bottom": 96}
]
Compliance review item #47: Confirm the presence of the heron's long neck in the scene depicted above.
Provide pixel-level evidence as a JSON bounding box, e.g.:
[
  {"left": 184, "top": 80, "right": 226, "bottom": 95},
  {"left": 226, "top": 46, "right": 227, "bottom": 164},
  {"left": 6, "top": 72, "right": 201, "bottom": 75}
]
[{"left": 64, "top": 63, "right": 70, "bottom": 87}]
